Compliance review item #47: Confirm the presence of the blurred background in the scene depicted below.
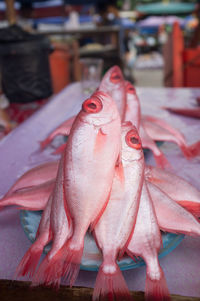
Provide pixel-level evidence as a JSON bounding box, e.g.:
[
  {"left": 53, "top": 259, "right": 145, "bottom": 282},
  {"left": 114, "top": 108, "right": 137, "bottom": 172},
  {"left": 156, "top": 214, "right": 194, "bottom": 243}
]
[{"left": 0, "top": 0, "right": 200, "bottom": 137}]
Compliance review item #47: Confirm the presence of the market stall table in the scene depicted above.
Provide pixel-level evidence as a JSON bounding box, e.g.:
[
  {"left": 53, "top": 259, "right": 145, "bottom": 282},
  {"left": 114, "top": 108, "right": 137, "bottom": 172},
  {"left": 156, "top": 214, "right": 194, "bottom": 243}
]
[{"left": 0, "top": 83, "right": 200, "bottom": 298}]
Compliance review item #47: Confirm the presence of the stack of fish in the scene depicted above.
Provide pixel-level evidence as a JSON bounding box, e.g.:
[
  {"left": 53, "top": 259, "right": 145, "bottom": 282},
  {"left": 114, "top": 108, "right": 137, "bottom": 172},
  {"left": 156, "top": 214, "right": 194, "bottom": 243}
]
[{"left": 1, "top": 66, "right": 200, "bottom": 301}]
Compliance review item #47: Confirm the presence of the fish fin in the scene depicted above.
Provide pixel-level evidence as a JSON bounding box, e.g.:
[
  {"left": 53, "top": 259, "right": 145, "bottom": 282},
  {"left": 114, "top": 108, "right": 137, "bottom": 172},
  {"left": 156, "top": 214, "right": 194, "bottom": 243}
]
[
  {"left": 39, "top": 137, "right": 52, "bottom": 150},
  {"left": 51, "top": 143, "right": 66, "bottom": 155},
  {"left": 154, "top": 153, "right": 171, "bottom": 170},
  {"left": 187, "top": 140, "right": 200, "bottom": 158},
  {"left": 90, "top": 190, "right": 111, "bottom": 232},
  {"left": 62, "top": 242, "right": 84, "bottom": 287},
  {"left": 94, "top": 128, "right": 107, "bottom": 154},
  {"left": 15, "top": 234, "right": 48, "bottom": 279},
  {"left": 177, "top": 201, "right": 200, "bottom": 218},
  {"left": 93, "top": 264, "right": 132, "bottom": 301},
  {"left": 145, "top": 269, "right": 170, "bottom": 301},
  {"left": 31, "top": 250, "right": 64, "bottom": 288},
  {"left": 179, "top": 143, "right": 194, "bottom": 159}
]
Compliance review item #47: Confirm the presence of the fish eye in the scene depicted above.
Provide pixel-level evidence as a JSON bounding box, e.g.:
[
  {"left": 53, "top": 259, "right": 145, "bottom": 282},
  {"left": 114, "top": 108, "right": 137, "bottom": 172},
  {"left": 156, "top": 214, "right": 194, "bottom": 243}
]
[
  {"left": 110, "top": 71, "right": 121, "bottom": 83},
  {"left": 82, "top": 97, "right": 103, "bottom": 114},
  {"left": 125, "top": 129, "right": 142, "bottom": 150}
]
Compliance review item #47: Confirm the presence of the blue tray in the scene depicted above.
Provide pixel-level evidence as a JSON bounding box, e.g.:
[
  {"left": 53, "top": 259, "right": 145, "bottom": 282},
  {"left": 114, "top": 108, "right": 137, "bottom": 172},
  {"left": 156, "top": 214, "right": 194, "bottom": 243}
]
[{"left": 20, "top": 210, "right": 184, "bottom": 271}]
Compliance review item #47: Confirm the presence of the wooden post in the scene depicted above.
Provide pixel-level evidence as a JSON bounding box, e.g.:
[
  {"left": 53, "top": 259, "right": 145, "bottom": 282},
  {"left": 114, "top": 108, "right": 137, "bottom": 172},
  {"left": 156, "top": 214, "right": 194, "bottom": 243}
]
[{"left": 5, "top": 0, "right": 16, "bottom": 25}]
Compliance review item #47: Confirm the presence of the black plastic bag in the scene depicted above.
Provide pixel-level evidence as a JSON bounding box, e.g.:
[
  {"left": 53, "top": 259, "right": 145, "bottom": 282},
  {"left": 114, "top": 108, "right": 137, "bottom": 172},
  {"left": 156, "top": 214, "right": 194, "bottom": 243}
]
[{"left": 0, "top": 25, "right": 53, "bottom": 103}]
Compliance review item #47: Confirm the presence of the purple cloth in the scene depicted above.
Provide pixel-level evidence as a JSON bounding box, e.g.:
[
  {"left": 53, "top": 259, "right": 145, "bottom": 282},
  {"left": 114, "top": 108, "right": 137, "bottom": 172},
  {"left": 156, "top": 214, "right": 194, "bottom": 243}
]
[{"left": 0, "top": 84, "right": 200, "bottom": 297}]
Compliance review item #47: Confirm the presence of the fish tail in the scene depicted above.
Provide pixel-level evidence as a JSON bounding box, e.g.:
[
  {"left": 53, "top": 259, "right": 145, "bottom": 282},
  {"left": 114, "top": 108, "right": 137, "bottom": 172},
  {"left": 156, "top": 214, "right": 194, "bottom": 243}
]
[
  {"left": 154, "top": 153, "right": 171, "bottom": 170},
  {"left": 177, "top": 200, "right": 200, "bottom": 218},
  {"left": 62, "top": 241, "right": 84, "bottom": 287},
  {"left": 145, "top": 269, "right": 170, "bottom": 301},
  {"left": 31, "top": 251, "right": 64, "bottom": 288},
  {"left": 51, "top": 143, "right": 66, "bottom": 155},
  {"left": 93, "top": 263, "right": 132, "bottom": 301},
  {"left": 187, "top": 141, "right": 200, "bottom": 158},
  {"left": 16, "top": 241, "right": 44, "bottom": 279}
]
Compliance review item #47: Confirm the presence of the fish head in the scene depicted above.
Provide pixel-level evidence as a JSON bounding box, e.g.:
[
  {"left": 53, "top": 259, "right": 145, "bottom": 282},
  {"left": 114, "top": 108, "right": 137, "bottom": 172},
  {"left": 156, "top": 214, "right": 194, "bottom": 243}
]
[
  {"left": 121, "top": 122, "right": 143, "bottom": 161},
  {"left": 81, "top": 91, "right": 120, "bottom": 126},
  {"left": 99, "top": 66, "right": 125, "bottom": 94}
]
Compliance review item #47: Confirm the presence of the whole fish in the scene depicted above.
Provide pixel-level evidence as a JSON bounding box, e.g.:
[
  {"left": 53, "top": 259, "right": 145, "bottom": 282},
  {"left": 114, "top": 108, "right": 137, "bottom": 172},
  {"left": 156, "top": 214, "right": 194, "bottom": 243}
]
[
  {"left": 32, "top": 155, "right": 72, "bottom": 288},
  {"left": 148, "top": 183, "right": 200, "bottom": 236},
  {"left": 98, "top": 65, "right": 126, "bottom": 120},
  {"left": 123, "top": 81, "right": 141, "bottom": 129},
  {"left": 163, "top": 107, "right": 200, "bottom": 119},
  {"left": 142, "top": 119, "right": 193, "bottom": 159},
  {"left": 4, "top": 161, "right": 59, "bottom": 197},
  {"left": 93, "top": 123, "right": 144, "bottom": 301},
  {"left": 145, "top": 165, "right": 200, "bottom": 217},
  {"left": 16, "top": 195, "right": 53, "bottom": 278},
  {"left": 39, "top": 116, "right": 75, "bottom": 150},
  {"left": 127, "top": 181, "right": 170, "bottom": 301},
  {"left": 0, "top": 180, "right": 54, "bottom": 211},
  {"left": 59, "top": 91, "right": 121, "bottom": 286}
]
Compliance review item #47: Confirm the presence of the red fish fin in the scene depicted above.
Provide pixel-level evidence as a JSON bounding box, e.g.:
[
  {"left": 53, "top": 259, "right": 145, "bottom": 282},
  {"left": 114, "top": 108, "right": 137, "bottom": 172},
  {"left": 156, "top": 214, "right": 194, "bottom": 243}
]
[
  {"left": 62, "top": 243, "right": 84, "bottom": 287},
  {"left": 94, "top": 128, "right": 107, "bottom": 155},
  {"left": 145, "top": 269, "right": 170, "bottom": 301},
  {"left": 16, "top": 237, "right": 46, "bottom": 278},
  {"left": 93, "top": 264, "right": 132, "bottom": 301},
  {"left": 179, "top": 143, "right": 194, "bottom": 159},
  {"left": 32, "top": 251, "right": 64, "bottom": 288},
  {"left": 187, "top": 141, "right": 200, "bottom": 158},
  {"left": 90, "top": 190, "right": 111, "bottom": 232},
  {"left": 51, "top": 143, "right": 66, "bottom": 155},
  {"left": 154, "top": 153, "right": 171, "bottom": 170},
  {"left": 39, "top": 137, "right": 52, "bottom": 150},
  {"left": 177, "top": 200, "right": 200, "bottom": 218}
]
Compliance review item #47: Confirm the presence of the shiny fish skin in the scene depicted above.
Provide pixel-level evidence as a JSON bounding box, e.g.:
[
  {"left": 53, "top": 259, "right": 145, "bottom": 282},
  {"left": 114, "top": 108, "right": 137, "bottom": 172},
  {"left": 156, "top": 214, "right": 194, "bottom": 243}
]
[
  {"left": 32, "top": 155, "right": 72, "bottom": 288},
  {"left": 127, "top": 181, "right": 170, "bottom": 301},
  {"left": 148, "top": 182, "right": 200, "bottom": 236},
  {"left": 4, "top": 161, "right": 59, "bottom": 197},
  {"left": 99, "top": 65, "right": 126, "bottom": 120},
  {"left": 61, "top": 91, "right": 121, "bottom": 286},
  {"left": 145, "top": 165, "right": 200, "bottom": 216},
  {"left": 93, "top": 123, "right": 144, "bottom": 301}
]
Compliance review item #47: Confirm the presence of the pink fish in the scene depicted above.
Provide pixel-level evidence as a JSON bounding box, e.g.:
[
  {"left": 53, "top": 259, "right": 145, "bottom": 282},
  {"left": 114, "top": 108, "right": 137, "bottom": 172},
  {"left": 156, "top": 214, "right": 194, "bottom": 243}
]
[
  {"left": 163, "top": 107, "right": 200, "bottom": 119},
  {"left": 145, "top": 165, "right": 200, "bottom": 217},
  {"left": 98, "top": 66, "right": 126, "bottom": 120},
  {"left": 124, "top": 81, "right": 141, "bottom": 129},
  {"left": 32, "top": 155, "right": 72, "bottom": 288},
  {"left": 127, "top": 181, "right": 170, "bottom": 301},
  {"left": 39, "top": 116, "right": 75, "bottom": 150},
  {"left": 16, "top": 195, "right": 53, "bottom": 278},
  {"left": 93, "top": 123, "right": 144, "bottom": 301},
  {"left": 55, "top": 91, "right": 121, "bottom": 287},
  {"left": 4, "top": 161, "right": 59, "bottom": 197},
  {"left": 141, "top": 118, "right": 193, "bottom": 159},
  {"left": 0, "top": 180, "right": 54, "bottom": 211},
  {"left": 148, "top": 182, "right": 200, "bottom": 236}
]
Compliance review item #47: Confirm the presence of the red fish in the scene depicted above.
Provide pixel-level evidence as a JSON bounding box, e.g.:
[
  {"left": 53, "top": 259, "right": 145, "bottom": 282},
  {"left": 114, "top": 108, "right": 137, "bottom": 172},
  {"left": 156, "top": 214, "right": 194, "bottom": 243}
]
[
  {"left": 145, "top": 165, "right": 200, "bottom": 217},
  {"left": 4, "top": 161, "right": 59, "bottom": 197},
  {"left": 127, "top": 181, "right": 170, "bottom": 301},
  {"left": 57, "top": 91, "right": 121, "bottom": 287},
  {"left": 123, "top": 81, "right": 141, "bottom": 129},
  {"left": 39, "top": 116, "right": 75, "bottom": 150},
  {"left": 142, "top": 118, "right": 193, "bottom": 159},
  {"left": 32, "top": 155, "right": 72, "bottom": 288},
  {"left": 163, "top": 107, "right": 200, "bottom": 119},
  {"left": 16, "top": 195, "right": 53, "bottom": 278},
  {"left": 99, "top": 66, "right": 126, "bottom": 120},
  {"left": 93, "top": 123, "right": 144, "bottom": 301},
  {"left": 148, "top": 183, "right": 200, "bottom": 236},
  {"left": 0, "top": 180, "right": 54, "bottom": 211}
]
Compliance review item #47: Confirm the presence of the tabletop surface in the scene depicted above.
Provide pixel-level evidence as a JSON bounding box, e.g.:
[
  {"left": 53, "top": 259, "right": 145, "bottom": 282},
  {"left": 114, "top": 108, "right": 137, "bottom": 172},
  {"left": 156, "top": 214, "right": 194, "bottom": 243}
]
[{"left": 0, "top": 83, "right": 200, "bottom": 297}]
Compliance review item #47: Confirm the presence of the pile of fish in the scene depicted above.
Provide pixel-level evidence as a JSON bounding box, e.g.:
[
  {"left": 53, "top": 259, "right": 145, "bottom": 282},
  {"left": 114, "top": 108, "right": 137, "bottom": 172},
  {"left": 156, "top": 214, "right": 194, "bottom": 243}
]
[{"left": 1, "top": 66, "right": 200, "bottom": 301}]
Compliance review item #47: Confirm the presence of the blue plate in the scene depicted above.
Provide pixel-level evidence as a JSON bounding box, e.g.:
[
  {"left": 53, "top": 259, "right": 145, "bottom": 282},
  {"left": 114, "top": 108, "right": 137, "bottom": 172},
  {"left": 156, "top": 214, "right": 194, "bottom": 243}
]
[{"left": 20, "top": 210, "right": 184, "bottom": 271}]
